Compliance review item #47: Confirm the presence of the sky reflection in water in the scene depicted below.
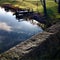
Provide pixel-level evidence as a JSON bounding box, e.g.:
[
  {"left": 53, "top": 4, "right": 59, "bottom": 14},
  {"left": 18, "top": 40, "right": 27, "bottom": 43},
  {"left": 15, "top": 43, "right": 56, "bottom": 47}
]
[{"left": 0, "top": 7, "right": 43, "bottom": 53}]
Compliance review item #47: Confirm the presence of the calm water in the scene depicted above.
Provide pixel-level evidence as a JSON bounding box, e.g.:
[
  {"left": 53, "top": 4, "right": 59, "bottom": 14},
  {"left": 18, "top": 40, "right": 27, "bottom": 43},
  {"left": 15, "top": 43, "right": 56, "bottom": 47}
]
[{"left": 0, "top": 7, "right": 43, "bottom": 53}]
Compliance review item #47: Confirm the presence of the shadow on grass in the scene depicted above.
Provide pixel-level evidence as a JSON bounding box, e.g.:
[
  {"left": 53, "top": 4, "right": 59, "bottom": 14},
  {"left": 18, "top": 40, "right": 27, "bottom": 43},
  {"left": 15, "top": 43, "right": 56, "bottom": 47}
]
[{"left": 46, "top": 6, "right": 60, "bottom": 24}]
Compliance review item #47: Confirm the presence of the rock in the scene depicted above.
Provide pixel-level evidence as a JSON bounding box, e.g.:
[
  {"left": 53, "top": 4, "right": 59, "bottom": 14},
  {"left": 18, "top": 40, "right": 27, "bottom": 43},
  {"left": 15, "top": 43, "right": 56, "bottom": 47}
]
[{"left": 46, "top": 22, "right": 60, "bottom": 33}]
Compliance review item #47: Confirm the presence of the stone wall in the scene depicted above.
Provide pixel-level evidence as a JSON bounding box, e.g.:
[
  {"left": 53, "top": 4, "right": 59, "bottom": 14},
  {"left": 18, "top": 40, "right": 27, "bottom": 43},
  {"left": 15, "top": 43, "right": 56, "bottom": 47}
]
[{"left": 0, "top": 22, "right": 60, "bottom": 60}]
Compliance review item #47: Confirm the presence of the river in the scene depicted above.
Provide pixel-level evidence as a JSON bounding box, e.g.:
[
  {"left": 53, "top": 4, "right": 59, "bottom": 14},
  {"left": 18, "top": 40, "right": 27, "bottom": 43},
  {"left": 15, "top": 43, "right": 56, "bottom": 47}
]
[{"left": 0, "top": 7, "right": 43, "bottom": 53}]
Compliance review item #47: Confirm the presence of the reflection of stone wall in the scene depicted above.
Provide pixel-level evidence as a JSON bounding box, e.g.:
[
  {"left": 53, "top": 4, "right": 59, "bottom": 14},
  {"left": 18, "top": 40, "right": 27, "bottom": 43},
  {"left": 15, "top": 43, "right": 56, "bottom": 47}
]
[{"left": 0, "top": 22, "right": 60, "bottom": 60}]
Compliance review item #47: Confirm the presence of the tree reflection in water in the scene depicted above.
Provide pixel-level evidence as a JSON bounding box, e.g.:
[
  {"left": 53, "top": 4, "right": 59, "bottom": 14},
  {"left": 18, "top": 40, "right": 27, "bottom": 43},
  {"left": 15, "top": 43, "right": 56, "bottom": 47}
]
[{"left": 2, "top": 6, "right": 39, "bottom": 25}]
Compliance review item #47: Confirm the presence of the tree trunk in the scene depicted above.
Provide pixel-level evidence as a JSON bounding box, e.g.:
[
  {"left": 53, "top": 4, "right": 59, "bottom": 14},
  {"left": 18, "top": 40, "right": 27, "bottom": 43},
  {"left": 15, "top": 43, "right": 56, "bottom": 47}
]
[
  {"left": 55, "top": 0, "right": 57, "bottom": 2},
  {"left": 43, "top": 0, "right": 47, "bottom": 16},
  {"left": 58, "top": 0, "right": 60, "bottom": 13}
]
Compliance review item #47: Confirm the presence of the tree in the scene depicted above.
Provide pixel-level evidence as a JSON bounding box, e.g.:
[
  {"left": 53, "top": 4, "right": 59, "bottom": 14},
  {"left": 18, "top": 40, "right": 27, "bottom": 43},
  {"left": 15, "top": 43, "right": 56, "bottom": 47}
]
[
  {"left": 40, "top": 0, "right": 52, "bottom": 28},
  {"left": 40, "top": 0, "right": 47, "bottom": 17},
  {"left": 58, "top": 0, "right": 60, "bottom": 13},
  {"left": 55, "top": 0, "right": 57, "bottom": 2}
]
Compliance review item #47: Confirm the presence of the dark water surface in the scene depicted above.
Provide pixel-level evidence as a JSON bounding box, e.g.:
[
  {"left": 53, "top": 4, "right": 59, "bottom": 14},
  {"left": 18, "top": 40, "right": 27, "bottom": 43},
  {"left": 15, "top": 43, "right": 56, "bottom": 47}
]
[{"left": 0, "top": 7, "right": 43, "bottom": 53}]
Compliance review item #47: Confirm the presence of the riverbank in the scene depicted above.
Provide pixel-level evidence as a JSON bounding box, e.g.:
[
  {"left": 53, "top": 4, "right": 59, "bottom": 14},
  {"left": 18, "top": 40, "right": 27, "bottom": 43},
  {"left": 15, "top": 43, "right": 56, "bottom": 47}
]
[{"left": 0, "top": 22, "right": 60, "bottom": 60}]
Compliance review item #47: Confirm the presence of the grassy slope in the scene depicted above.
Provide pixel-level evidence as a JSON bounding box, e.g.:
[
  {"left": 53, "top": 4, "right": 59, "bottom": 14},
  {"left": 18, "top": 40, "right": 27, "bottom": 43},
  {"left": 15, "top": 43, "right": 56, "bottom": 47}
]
[{"left": 0, "top": 0, "right": 56, "bottom": 12}]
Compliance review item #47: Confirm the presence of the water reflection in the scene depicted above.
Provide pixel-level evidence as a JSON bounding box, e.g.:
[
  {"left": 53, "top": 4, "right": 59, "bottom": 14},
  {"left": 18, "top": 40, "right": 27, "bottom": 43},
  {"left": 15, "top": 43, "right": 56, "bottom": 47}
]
[
  {"left": 0, "top": 7, "right": 43, "bottom": 53},
  {"left": 1, "top": 6, "right": 33, "bottom": 21}
]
